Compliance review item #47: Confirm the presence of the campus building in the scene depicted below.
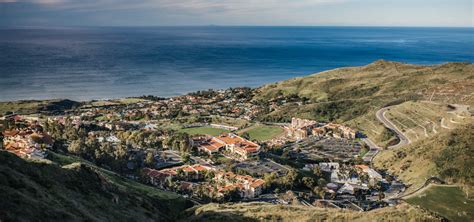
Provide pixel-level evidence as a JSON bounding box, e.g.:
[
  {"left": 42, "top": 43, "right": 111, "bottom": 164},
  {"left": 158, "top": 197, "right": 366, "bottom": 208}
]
[{"left": 194, "top": 133, "right": 261, "bottom": 160}]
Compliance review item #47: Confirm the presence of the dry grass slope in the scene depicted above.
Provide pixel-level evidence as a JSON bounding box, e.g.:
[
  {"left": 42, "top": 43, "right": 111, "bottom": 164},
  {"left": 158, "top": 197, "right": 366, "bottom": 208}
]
[{"left": 181, "top": 202, "right": 443, "bottom": 222}]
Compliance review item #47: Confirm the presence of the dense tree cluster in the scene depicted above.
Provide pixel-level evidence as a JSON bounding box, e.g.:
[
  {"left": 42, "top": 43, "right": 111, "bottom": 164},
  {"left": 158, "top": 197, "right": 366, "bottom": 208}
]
[{"left": 43, "top": 117, "right": 193, "bottom": 173}]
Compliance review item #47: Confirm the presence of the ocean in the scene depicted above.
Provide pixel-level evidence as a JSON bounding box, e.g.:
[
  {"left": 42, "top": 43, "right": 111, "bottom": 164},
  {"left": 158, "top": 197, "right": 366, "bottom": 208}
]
[{"left": 0, "top": 26, "right": 473, "bottom": 101}]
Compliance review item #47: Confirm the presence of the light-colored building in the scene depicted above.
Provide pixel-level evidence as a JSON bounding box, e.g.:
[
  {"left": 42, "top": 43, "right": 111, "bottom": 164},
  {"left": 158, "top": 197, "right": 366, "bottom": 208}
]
[
  {"left": 355, "top": 165, "right": 383, "bottom": 181},
  {"left": 286, "top": 118, "right": 319, "bottom": 140},
  {"left": 215, "top": 133, "right": 261, "bottom": 160},
  {"left": 215, "top": 171, "right": 265, "bottom": 199},
  {"left": 193, "top": 133, "right": 261, "bottom": 159}
]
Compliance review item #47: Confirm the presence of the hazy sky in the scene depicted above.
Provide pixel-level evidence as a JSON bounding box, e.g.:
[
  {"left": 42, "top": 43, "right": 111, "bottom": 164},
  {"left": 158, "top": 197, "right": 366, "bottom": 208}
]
[{"left": 0, "top": 0, "right": 472, "bottom": 27}]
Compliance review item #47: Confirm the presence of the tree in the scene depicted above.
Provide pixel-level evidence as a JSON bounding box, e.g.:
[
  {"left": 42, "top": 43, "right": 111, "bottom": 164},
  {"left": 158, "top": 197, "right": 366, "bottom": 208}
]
[
  {"left": 114, "top": 143, "right": 128, "bottom": 160},
  {"left": 145, "top": 152, "right": 154, "bottom": 167},
  {"left": 85, "top": 137, "right": 99, "bottom": 157},
  {"left": 68, "top": 139, "right": 84, "bottom": 155},
  {"left": 317, "top": 178, "right": 327, "bottom": 188},
  {"left": 99, "top": 142, "right": 114, "bottom": 161},
  {"left": 30, "top": 135, "right": 44, "bottom": 144},
  {"left": 313, "top": 165, "right": 323, "bottom": 177},
  {"left": 241, "top": 132, "right": 250, "bottom": 140},
  {"left": 181, "top": 153, "right": 191, "bottom": 163},
  {"left": 205, "top": 170, "right": 215, "bottom": 180},
  {"left": 313, "top": 186, "right": 325, "bottom": 199},
  {"left": 302, "top": 177, "right": 315, "bottom": 189},
  {"left": 360, "top": 173, "right": 370, "bottom": 184},
  {"left": 226, "top": 188, "right": 242, "bottom": 202},
  {"left": 282, "top": 169, "right": 299, "bottom": 189},
  {"left": 263, "top": 172, "right": 277, "bottom": 189},
  {"left": 378, "top": 191, "right": 385, "bottom": 201}
]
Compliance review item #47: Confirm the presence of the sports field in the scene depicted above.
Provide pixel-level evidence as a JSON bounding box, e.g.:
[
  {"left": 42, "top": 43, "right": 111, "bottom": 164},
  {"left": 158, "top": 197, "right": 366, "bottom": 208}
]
[
  {"left": 179, "top": 127, "right": 229, "bottom": 136},
  {"left": 240, "top": 125, "right": 284, "bottom": 141}
]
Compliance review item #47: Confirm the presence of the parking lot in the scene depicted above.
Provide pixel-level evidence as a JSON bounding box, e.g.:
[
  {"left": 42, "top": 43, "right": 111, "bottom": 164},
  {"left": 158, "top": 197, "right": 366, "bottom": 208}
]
[
  {"left": 235, "top": 158, "right": 290, "bottom": 176},
  {"left": 287, "top": 137, "right": 361, "bottom": 161}
]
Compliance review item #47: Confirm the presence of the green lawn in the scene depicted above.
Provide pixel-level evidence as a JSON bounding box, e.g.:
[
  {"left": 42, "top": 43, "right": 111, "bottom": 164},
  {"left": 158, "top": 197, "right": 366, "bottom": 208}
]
[
  {"left": 406, "top": 185, "right": 473, "bottom": 222},
  {"left": 179, "top": 127, "right": 229, "bottom": 136},
  {"left": 241, "top": 125, "right": 284, "bottom": 141}
]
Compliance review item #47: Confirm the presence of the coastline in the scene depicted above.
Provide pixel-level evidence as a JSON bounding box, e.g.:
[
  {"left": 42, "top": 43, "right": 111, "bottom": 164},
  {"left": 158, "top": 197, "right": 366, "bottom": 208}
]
[{"left": 1, "top": 60, "right": 472, "bottom": 103}]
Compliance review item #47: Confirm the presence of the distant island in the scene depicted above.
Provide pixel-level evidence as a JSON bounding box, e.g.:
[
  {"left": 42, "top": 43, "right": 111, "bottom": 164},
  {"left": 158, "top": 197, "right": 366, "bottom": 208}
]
[{"left": 1, "top": 61, "right": 473, "bottom": 221}]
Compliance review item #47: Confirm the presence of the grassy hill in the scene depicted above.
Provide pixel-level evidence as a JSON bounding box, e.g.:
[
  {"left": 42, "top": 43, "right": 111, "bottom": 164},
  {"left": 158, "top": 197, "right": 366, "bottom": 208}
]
[
  {"left": 374, "top": 124, "right": 473, "bottom": 192},
  {"left": 405, "top": 185, "right": 473, "bottom": 222},
  {"left": 255, "top": 60, "right": 474, "bottom": 145},
  {"left": 0, "top": 151, "right": 192, "bottom": 221},
  {"left": 0, "top": 99, "right": 81, "bottom": 116},
  {"left": 180, "top": 202, "right": 443, "bottom": 222},
  {"left": 256, "top": 60, "right": 473, "bottom": 106}
]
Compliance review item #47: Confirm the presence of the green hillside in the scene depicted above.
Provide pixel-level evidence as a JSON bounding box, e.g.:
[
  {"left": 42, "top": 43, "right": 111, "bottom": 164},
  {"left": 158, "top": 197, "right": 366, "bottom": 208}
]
[
  {"left": 0, "top": 151, "right": 192, "bottom": 221},
  {"left": 254, "top": 60, "right": 474, "bottom": 145},
  {"left": 405, "top": 185, "right": 473, "bottom": 222},
  {"left": 374, "top": 124, "right": 473, "bottom": 192}
]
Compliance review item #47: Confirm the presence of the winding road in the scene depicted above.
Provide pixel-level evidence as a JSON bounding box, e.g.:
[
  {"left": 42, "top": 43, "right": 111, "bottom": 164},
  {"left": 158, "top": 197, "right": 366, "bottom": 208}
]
[
  {"left": 362, "top": 106, "right": 412, "bottom": 162},
  {"left": 375, "top": 106, "right": 411, "bottom": 149}
]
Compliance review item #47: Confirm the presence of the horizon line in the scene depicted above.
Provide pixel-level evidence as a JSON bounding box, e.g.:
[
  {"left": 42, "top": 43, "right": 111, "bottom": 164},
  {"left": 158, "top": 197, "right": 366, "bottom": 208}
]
[{"left": 1, "top": 24, "right": 473, "bottom": 29}]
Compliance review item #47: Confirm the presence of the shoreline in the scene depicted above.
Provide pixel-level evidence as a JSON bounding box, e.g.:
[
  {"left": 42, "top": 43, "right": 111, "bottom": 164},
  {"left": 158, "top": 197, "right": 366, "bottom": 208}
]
[{"left": 1, "top": 60, "right": 472, "bottom": 103}]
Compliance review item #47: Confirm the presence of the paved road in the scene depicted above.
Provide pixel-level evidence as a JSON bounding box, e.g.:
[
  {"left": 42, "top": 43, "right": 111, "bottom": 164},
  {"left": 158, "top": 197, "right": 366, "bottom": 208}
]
[
  {"left": 393, "top": 177, "right": 446, "bottom": 200},
  {"left": 375, "top": 107, "right": 411, "bottom": 149},
  {"left": 361, "top": 138, "right": 380, "bottom": 162},
  {"left": 191, "top": 156, "right": 211, "bottom": 166}
]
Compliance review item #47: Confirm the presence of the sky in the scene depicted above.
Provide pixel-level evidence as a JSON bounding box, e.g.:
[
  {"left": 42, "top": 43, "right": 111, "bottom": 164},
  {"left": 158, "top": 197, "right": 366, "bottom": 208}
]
[{"left": 0, "top": 0, "right": 472, "bottom": 27}]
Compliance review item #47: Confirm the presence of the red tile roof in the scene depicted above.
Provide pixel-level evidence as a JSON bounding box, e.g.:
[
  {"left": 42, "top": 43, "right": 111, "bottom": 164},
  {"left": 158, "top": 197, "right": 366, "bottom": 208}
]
[
  {"left": 200, "top": 137, "right": 225, "bottom": 152},
  {"left": 192, "top": 165, "right": 208, "bottom": 172},
  {"left": 2, "top": 130, "right": 19, "bottom": 137},
  {"left": 182, "top": 166, "right": 195, "bottom": 172},
  {"left": 355, "top": 165, "right": 369, "bottom": 170},
  {"left": 250, "top": 179, "right": 265, "bottom": 188},
  {"left": 217, "top": 134, "right": 260, "bottom": 152}
]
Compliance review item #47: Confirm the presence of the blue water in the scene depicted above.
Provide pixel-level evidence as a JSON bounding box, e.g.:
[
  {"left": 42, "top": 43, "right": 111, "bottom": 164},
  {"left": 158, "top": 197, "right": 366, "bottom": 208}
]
[{"left": 0, "top": 26, "right": 473, "bottom": 101}]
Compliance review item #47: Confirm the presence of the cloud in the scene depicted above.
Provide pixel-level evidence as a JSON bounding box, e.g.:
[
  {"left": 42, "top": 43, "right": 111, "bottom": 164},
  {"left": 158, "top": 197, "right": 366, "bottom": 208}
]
[
  {"left": 0, "top": 0, "right": 65, "bottom": 4},
  {"left": 1, "top": 0, "right": 471, "bottom": 27},
  {"left": 1, "top": 0, "right": 348, "bottom": 12}
]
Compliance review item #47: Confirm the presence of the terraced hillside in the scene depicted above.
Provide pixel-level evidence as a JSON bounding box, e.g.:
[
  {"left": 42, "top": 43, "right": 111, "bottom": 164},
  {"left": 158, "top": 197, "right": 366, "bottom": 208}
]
[
  {"left": 383, "top": 101, "right": 471, "bottom": 143},
  {"left": 255, "top": 60, "right": 474, "bottom": 145}
]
